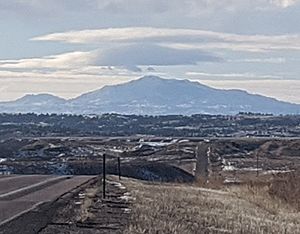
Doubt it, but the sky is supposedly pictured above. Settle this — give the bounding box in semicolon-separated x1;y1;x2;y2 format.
0;0;300;103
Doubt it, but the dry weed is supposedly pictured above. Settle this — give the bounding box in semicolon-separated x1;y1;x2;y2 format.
123;178;300;234
268;171;300;211
78;187;98;222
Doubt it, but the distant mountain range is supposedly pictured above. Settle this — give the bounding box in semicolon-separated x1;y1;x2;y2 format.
1;76;300;115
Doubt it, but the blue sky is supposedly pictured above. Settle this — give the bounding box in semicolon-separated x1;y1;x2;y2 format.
0;0;300;103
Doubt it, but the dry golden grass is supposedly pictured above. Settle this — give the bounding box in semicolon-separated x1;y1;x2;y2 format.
122;178;300;234
268;171;300;211
194;175;225;190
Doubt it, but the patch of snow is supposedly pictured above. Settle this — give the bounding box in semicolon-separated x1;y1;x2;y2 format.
122;208;131;214
262;169;293;175
224;178;241;184
175;126;198;130
223;165;263;172
142;142;173;147
178;139;189;143
37;122;51;127
223;165;237;171
108;149;124;153
0;158;7;163
240;167;263;171
108;181;126;190
120;195;135;202
181;148;194;154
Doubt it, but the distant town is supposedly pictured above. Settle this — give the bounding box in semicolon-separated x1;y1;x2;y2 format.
0;112;299;138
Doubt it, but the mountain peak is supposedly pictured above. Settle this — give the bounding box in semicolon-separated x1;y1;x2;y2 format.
20;93;61;99
138;75;164;81
0;76;299;115
13;93;66;105
133;75;168;84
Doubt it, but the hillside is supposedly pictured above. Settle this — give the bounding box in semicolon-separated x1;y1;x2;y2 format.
122;176;300;234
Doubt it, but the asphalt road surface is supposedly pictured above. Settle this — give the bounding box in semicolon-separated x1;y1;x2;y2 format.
0;175;95;226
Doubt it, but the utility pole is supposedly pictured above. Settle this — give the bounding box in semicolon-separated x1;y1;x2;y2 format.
117;156;121;180
256;152;259;177
102;153;106;199
195;142;209;182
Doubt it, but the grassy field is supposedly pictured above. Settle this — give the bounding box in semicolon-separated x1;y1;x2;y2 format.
121;173;300;234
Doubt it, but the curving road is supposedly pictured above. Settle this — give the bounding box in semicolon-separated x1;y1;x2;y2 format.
0;175;95;227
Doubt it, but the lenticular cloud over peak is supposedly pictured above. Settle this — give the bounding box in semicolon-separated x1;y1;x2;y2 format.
1;0;300;103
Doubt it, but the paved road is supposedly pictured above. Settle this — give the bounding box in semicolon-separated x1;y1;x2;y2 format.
0;175;95;226
0;175;57;196
21;136;300;140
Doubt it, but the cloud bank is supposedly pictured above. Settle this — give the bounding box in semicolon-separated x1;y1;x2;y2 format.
1;0;299;16
0;44;221;72
32;27;300;53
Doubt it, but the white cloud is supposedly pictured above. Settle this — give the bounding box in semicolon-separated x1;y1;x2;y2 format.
186;72;282;80
0;51;97;69
0;44;221;71
271;0;299;8
31;27;300;53
228;57;286;63
94;44;221;68
32;27;299;44
31;27;216;43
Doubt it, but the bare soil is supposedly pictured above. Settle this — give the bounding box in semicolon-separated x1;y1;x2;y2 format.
39;177;131;234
